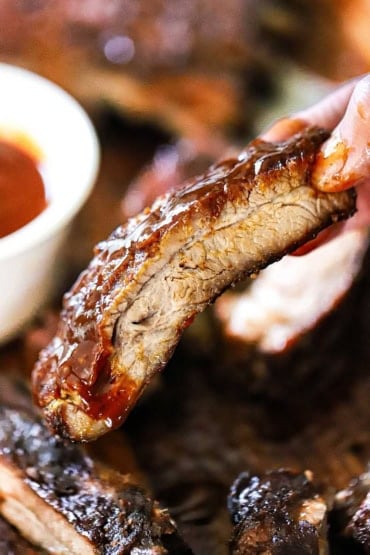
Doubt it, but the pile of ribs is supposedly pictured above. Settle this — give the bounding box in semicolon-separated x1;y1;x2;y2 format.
2;373;370;554
1;119;370;554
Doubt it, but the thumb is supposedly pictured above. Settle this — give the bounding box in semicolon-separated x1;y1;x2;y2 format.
313;74;370;192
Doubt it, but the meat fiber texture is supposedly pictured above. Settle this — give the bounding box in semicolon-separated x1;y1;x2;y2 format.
32;127;356;442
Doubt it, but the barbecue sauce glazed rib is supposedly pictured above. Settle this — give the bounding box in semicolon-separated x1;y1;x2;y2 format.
32;127;356;442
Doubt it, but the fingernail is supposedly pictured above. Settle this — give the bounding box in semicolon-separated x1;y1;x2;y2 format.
313;138;356;192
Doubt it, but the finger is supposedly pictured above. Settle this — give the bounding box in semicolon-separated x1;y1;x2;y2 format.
294;77;360;129
313;74;370;192
260;77;361;143
292;179;370;255
260;117;308;142
341;179;370;230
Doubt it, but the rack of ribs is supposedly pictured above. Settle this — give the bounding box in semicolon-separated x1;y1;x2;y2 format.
32;126;356;442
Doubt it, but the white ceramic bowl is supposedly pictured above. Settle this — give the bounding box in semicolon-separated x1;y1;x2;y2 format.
0;63;100;344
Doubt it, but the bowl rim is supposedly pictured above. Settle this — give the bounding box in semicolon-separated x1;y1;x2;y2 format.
0;63;100;261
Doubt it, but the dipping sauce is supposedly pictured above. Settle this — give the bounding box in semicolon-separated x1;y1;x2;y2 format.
0;138;47;238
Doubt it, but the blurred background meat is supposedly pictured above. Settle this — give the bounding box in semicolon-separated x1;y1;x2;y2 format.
228;469;330;554
2;0;369;146
121;139;221;218
215;230;369;354
331;470;370;553
0;0;258;143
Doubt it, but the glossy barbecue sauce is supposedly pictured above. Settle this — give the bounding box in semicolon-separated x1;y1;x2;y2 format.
0;138;47;238
34;127;331;434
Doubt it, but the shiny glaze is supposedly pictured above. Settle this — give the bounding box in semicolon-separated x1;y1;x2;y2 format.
33;127;329;429
0;139;47;238
228;469;326;553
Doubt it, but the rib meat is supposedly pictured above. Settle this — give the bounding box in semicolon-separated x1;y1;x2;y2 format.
228;469;330;554
32;127;356;442
332;470;370;553
216;229;368;353
0;377;189;555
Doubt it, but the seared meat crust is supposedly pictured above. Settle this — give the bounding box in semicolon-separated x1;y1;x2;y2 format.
0;378;186;555
332;470;370;553
32;127;355;441
228;469;330;554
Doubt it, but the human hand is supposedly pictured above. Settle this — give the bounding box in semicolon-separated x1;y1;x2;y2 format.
261;74;370;252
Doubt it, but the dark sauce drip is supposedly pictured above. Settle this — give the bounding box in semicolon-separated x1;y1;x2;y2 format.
70;351;137;424
38;336;138;424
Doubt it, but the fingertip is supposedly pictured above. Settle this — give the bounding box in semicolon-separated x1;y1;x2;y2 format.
351;73;370;109
313;140;353;192
259;117;308;142
342;73;370;131
314;73;370;192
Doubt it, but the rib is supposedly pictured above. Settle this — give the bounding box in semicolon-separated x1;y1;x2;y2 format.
32;126;356;442
332;470;370;553
0;377;190;555
228;469;330;554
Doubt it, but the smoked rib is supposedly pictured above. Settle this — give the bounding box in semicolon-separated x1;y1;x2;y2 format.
0;377;189;554
32;127;356;441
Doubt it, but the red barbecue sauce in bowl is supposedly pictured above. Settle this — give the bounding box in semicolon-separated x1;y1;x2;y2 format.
0;138;47;238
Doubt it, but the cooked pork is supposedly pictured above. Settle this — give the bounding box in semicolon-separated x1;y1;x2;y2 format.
32;127;356;442
332;470;370;553
128;242;370;554
228;469;330;554
216;229;368;353
0;377;190;555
